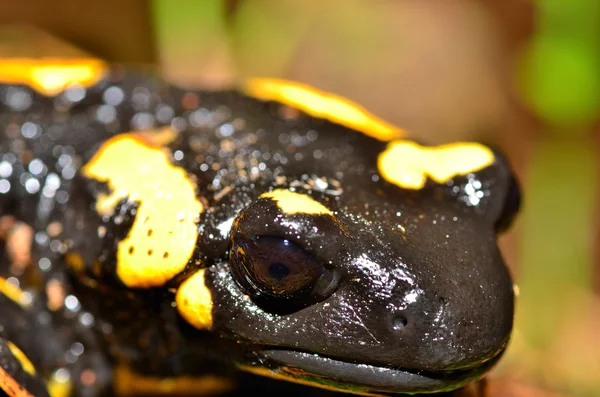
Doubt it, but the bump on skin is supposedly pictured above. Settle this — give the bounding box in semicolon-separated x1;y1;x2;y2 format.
81;130;204;288
243;78;404;142
260;189;332;215
176;269;214;330
0;58;107;96
377;140;495;189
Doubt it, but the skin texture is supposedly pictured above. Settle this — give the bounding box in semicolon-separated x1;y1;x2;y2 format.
0;66;519;396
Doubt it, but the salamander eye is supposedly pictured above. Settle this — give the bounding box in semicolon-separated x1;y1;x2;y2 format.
230;236;339;312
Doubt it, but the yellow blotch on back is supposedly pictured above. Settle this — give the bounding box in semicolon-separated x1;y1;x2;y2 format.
0;58;107;96
176;269;213;330
81;129;203;288
261;189;332;215
6;342;35;376
243;78;404;142
378;140;495;190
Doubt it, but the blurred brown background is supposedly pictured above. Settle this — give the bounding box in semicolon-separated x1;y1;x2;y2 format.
1;0;599;396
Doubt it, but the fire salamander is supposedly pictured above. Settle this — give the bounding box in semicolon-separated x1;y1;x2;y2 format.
0;59;519;397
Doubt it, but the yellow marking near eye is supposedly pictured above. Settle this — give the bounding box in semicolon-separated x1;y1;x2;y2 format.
114;366;233;396
6;342;35;376
176;269;213;330
0;277;26;307
0;58;107;96
81;129;203;288
243;78;404;142
261;189;332;215
378;140;495;190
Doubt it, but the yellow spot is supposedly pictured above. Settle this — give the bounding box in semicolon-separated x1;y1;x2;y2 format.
176;269;213;330
0;58;107;96
238;365;384;397
243;78;404;142
114;366;232;396
378;140;495;190
261;189;332;215
47;369;72;397
0;277;26;307
81;130;204;288
64;252;85;272
6;342;35;376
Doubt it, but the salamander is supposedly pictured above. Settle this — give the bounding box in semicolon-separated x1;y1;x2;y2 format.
0;59;520;396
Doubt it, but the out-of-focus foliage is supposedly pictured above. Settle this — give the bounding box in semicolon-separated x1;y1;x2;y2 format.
512;1;600;395
157;0;515;146
517;0;600;129
152;0;235;88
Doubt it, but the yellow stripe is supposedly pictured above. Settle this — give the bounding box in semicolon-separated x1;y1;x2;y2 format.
378;140;495;190
0;58;107;96
114;366;232;396
82;129;204;288
6;342;35;376
238;365;384;397
243;78;404;141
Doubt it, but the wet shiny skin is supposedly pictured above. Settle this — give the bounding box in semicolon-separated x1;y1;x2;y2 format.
0;68;519;396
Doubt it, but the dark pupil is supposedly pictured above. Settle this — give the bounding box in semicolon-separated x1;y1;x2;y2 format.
233;236;323;296
268;263;290;281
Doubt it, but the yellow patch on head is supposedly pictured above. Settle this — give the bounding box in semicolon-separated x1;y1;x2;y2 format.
261;189;332;215
81;129;204;288
243;78;404;142
0;58;107;96
176;269;213;330
6;342;35;376
0;277;26;307
377;140;495;190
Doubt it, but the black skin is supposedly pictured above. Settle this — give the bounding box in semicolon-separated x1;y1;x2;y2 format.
0;66;520;396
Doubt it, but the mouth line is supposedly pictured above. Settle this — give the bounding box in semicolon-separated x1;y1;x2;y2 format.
254;347;501;395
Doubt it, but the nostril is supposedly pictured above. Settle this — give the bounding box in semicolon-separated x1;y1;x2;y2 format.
391;314;408;331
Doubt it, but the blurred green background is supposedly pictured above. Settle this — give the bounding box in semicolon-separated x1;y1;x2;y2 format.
1;0;599;396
